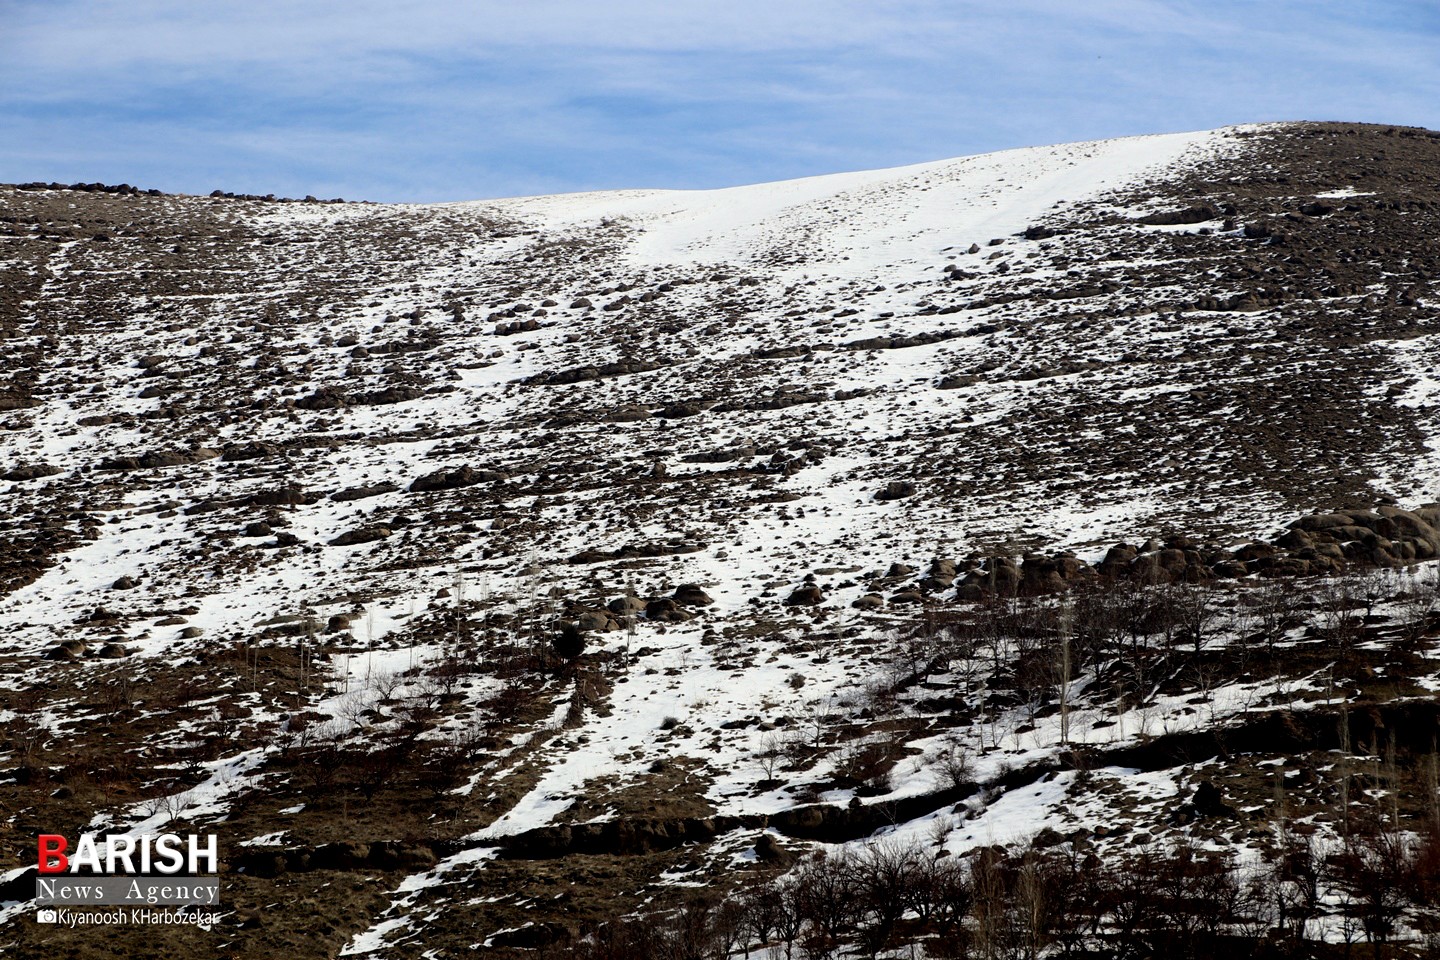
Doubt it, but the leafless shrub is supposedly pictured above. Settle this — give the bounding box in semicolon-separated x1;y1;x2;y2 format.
935;734;975;790
755;730;788;782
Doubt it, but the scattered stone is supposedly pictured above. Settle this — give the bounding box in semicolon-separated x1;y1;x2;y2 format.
331;482;401;502
329;525;392;547
410;465;505;493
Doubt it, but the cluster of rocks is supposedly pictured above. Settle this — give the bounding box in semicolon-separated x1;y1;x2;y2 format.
875;480;916;501
850;560;954;608
295;384;425;409
566;541;707;565
531;357;669;386
711;388;832;415
494;318;542;335
1283;505;1440;566
12;181;165;196
206;189;347;204
409;464;507;493
1;463;61;482
43;638;129;661
221;441;282;462
843;504;1440;606
97;448;220;471
562;584;714;631
1135;203;1229;226
843;329;968;352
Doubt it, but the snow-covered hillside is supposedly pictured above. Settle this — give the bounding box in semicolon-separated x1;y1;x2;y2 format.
478;128;1230;268
6;121;1440;958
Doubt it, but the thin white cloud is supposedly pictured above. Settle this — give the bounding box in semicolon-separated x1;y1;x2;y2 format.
8;0;946;68
2;0;1437;200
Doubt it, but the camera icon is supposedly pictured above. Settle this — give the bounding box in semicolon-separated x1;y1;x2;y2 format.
36;909;58;923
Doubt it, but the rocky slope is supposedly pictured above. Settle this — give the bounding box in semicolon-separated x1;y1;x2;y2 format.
5;121;1440;957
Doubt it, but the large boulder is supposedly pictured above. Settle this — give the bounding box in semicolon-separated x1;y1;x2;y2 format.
1233;542;1276;563
875;480;916;501
576;611;617;633
1099;543;1138;577
1377;506;1440;547
1290;513;1352;532
785;584;824;606
929;558;958;579
645;597;692;622
331;481;400;502
672;584;714;606
607;596;647;615
2;463;62;482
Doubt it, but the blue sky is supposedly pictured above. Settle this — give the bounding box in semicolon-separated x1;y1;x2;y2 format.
2;1;1437;202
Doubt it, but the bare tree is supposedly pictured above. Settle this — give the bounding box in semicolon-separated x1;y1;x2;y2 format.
1171;583;1213;654
1058;597;1073;746
1317;575;1364;654
850;841;922;959
755;730;787;782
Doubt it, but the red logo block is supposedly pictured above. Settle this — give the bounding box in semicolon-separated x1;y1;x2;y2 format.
38;835;68;874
